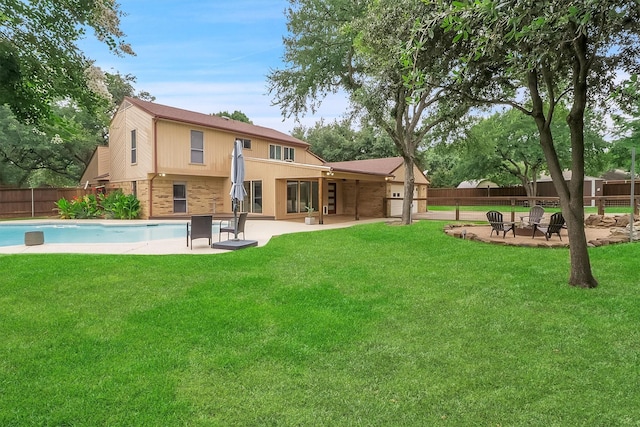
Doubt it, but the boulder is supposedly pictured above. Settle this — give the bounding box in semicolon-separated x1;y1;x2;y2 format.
615;215;630;227
585;214;603;226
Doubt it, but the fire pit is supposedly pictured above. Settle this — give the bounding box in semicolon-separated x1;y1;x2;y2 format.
514;224;539;237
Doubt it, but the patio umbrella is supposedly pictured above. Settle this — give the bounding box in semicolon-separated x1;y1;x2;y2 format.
229;139;247;240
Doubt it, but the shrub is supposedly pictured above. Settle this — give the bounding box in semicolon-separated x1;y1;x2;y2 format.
56;190;140;220
55;194;101;219
102;190;141;219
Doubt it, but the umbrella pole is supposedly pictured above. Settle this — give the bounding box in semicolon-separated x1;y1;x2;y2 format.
233;199;239;240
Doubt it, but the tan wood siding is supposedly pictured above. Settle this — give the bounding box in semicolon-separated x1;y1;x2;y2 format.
110;104;155;182
251;141;322;165
154;120;322;177
155;122;231;176
392;163;429;185
80;149;101;185
97;146;110;177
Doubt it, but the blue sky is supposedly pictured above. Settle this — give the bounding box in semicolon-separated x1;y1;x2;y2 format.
80;0;347;133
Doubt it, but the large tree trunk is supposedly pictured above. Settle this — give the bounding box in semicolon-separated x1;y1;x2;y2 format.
529;60;597;287
564;44;598;288
522;178;537;206
537;120;598;288
402;155;415;225
563;195;596;287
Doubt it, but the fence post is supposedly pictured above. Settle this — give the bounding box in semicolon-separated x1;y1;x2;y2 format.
510;198;516;223
455;200;460;221
597;197;605;216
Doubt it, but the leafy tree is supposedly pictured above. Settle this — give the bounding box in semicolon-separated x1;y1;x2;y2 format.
213;111;253;124
609;75;640;171
268;0;469;224
293;119;398;162
1;0;133;124
460;109;552;197
408;1;640;287
421;142;462;188
0;105;81;186
105;72;155;111
454;105;608;197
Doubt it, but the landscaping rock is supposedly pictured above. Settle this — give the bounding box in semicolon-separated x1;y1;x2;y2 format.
584;214;636;228
615;215;631;227
585;214;604;226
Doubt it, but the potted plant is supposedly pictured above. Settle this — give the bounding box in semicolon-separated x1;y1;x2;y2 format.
305;205;315;225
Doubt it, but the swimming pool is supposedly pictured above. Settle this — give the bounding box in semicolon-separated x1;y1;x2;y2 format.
0;222;212;247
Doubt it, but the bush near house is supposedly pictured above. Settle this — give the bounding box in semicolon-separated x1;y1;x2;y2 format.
55;190;140;219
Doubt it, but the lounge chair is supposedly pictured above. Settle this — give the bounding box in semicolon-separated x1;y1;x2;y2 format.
486;210;515;238
186;215;213;248
533;212;565;240
219;212;248;241
520;205;544;227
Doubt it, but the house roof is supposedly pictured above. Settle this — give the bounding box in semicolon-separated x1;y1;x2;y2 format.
122;97;309;148
324;157;405;176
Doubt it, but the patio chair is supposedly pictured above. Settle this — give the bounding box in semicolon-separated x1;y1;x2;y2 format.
533;212;565;241
486;210;515;238
520;205;544;227
186;215;213;248
219;212;248;241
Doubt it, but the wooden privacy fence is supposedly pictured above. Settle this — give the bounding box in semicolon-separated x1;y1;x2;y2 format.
0;188;92;218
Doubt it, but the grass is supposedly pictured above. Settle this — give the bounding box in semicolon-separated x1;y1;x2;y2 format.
1;221;639;426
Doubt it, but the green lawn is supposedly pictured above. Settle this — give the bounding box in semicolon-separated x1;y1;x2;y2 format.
1;221;638;426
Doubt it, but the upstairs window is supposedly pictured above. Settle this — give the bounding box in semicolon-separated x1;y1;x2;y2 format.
237;138;251;150
270;144;294;161
284;147;295;161
191;130;204;164
131;130;137;164
269;144;282;160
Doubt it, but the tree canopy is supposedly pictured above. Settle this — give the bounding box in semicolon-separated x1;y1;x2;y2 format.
451;106;608;195
1;0;133;123
292;119;399;163
212;111;253;124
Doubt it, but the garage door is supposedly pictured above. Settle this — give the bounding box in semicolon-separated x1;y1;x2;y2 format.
390;184;418;217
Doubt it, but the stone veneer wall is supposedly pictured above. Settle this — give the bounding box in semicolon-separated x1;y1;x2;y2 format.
151;177;225;217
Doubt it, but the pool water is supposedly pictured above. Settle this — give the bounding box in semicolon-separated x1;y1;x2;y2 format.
0;222;212;247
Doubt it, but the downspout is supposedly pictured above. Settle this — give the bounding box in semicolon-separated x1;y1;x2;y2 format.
149;117;159;218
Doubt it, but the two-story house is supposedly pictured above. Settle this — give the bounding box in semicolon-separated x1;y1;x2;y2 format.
81;97;428;221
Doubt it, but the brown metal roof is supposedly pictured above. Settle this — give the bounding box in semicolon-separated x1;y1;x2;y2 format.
325;157;405;176
123;97;309;148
